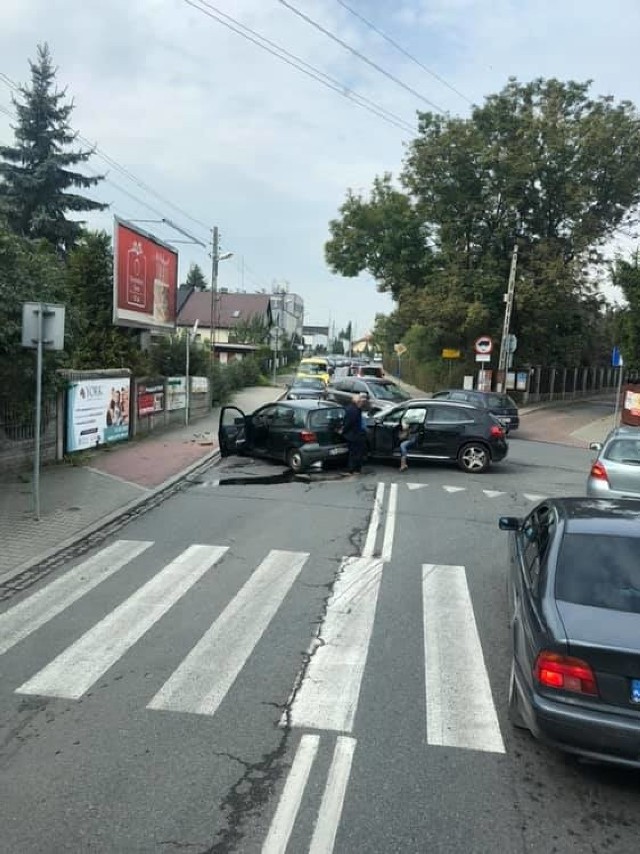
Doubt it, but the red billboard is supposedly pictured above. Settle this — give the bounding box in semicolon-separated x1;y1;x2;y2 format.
113;217;178;330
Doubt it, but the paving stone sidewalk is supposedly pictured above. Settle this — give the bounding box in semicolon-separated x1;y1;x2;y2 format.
0;385;281;583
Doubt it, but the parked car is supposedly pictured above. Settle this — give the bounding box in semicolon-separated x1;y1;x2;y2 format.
587;427;640;500
349;363;384;379
431;389;520;431
327;377;411;414
218;400;346;473
284;378;327;401
365;399;508;473
500;497;640;769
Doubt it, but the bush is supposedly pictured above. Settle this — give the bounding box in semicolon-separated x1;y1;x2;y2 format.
209;357;264;404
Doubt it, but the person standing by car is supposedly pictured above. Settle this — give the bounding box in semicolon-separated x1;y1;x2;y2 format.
398;412;421;472
342;392;368;474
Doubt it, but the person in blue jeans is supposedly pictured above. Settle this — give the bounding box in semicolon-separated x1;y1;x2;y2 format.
398;414;420;471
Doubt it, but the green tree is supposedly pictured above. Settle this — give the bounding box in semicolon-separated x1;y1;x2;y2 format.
612;253;640;366
326;78;640;367
184;262;208;291
149;334;208;376
229;313;270;346
0;44;106;252
65;230;149;372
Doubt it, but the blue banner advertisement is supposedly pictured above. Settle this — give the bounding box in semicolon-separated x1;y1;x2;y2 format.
66;378;130;452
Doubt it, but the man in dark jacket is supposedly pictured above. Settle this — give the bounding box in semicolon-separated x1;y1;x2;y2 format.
342;392;368;474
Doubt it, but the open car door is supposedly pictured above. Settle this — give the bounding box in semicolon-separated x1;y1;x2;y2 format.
218;406;247;457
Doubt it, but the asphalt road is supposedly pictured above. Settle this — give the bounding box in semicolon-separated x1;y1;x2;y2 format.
1;428;640;853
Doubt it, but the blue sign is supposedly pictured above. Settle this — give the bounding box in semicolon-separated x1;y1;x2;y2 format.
612;346;624;368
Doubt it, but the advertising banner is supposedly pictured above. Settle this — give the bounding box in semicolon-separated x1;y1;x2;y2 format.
622;386;640;426
167;376;187;411
190;376;209;394
137;379;165;417
113;217;178;331
67;378;130;452
516;371;529;391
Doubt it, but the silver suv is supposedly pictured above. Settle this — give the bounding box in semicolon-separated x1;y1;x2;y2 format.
587;426;640;500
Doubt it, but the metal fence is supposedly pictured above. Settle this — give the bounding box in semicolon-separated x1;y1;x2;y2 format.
0;394;58;472
524;365;640;404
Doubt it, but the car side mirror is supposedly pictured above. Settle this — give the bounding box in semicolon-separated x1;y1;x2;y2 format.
498;516;521;531
589;442;603;451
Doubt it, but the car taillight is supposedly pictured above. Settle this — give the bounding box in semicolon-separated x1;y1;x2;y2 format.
489;424;505;438
534;651;598;696
300;430;317;443
589;461;609;483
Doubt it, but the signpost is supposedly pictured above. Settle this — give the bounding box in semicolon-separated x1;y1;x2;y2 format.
474;336;493;391
612;345;624;428
394;342;407;378
185;319;199;426
442;348;461;382
21;302;66;520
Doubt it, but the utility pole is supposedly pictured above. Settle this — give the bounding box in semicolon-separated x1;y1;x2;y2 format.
498;243;519;376
209;226;219;385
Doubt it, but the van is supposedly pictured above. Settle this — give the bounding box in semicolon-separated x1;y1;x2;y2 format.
296;357;332;385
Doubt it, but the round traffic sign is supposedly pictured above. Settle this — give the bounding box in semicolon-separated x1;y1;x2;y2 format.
474;336;493;355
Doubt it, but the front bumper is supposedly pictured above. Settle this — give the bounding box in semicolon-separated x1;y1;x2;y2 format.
518;670;640;768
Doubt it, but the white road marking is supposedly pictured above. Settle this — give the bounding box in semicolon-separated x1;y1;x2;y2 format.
406;482;428;491
0;540;153;658
482;490;505;498
17;545;227;700
309;736;357;854
148;550;309;716
442;486;466;493
362;482;385;558
288;556;384;732
422;564;505;754
523;493;546;501
381;483;397;562
262;734;320;854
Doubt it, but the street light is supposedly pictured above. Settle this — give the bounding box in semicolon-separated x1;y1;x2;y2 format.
209;225;234;385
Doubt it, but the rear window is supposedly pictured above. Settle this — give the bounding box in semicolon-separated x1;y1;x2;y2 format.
299;362;327;376
485;394;516;409
604;439;640;464
308;408;344;430
293;379;325;390
368;382;409;401
555;534;640;613
359;366;383;377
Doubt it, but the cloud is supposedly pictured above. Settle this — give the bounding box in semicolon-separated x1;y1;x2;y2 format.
1;0;639;333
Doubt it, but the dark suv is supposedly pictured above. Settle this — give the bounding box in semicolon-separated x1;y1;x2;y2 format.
431;389;520;431
366;399;508;473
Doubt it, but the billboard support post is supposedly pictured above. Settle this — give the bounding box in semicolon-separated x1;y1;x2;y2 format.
209;226;219;386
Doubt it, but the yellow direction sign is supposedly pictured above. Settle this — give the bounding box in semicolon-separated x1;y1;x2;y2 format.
394;343;407;356
442;348;461;359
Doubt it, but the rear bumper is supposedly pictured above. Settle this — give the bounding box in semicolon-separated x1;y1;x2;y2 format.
491;442;509;463
300;444;348;467
517;670;640;768
586;478;640;501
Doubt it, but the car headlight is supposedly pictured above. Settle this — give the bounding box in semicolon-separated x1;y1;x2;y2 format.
288;393;298;399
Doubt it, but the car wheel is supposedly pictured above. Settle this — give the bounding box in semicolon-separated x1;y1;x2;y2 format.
508;658;527;730
287;448;306;473
458;442;490;473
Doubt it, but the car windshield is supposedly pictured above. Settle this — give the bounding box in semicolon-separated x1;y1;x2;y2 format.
556;533;640;613
299;363;326;375
368;382;409;401
292;379;325;390
484;394;516;408
309;408;344;429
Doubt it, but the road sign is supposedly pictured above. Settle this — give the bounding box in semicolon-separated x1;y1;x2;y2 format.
474;336;493;356
475;353;491;363
442;348;461;359
612;346;624;368
394;343;407;356
506;334;518;354
22;302;66;351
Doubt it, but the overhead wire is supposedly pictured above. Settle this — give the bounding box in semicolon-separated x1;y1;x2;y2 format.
276;0;447;114
334;0;473;106
181;0;416;134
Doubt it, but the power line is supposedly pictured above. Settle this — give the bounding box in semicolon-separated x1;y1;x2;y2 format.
182;0;416;134
276;0;447;114
334;0;473;106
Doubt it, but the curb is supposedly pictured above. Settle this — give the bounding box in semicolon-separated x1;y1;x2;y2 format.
1;447;222;588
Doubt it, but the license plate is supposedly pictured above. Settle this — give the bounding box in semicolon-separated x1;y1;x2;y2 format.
329;447;345;456
631;679;640;704
499;417;511;424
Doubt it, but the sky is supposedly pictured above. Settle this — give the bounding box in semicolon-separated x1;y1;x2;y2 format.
1;0;640;337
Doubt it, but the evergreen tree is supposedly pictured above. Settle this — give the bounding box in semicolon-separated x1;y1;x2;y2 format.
185;262;208;291
0;43;106;251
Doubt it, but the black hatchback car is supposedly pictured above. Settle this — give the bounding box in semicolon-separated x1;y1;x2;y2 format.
218;400;346;473
366;399;508;473
500;497;640;768
431;389;520;431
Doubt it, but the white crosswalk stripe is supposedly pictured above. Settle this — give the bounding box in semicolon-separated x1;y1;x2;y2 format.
0;540;153;658
148;549;309;717
17;545;227;700
422;564;505;754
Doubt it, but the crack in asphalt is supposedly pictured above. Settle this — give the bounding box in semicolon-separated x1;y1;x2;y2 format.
200;518;367;853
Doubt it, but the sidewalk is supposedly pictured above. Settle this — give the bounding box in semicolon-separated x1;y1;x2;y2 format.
0;385;281;584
